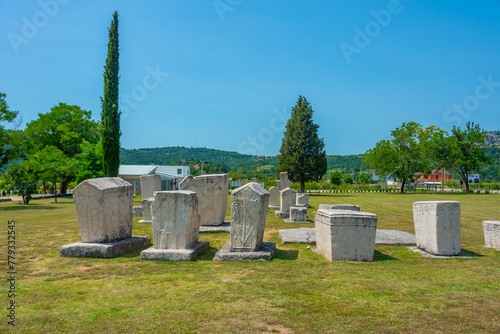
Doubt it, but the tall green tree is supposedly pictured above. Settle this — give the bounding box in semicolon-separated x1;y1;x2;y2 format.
24;103;99;193
364;122;444;193
432;122;492;192
278;96;327;193
0;92;22;167
330;170;343;186
101;10;121;177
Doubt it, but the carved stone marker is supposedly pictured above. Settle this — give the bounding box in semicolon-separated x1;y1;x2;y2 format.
268;186;280;209
319;204;360;211
314;209;377;261
277;172;291;190
138;198;153;224
275;187;296;218
483;221;500;250
413;201;461;256
286;207;307;223
214;183;275;261
140;174;161;200
141;191;209;261
132;206;143;217
296;193;309;208
59;177;150;258
179;173;229;226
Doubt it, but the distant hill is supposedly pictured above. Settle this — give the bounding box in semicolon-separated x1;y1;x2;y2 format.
485;131;500;146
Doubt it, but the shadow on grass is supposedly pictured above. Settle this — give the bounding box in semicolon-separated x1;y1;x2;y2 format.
460;248;485;257
273;248;299;260
0;203;59;211
373;250;398;261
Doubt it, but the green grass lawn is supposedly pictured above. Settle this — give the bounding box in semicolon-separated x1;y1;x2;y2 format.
1;192;499;333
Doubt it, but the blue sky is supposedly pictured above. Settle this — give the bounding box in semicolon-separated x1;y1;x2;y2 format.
1;0;500;156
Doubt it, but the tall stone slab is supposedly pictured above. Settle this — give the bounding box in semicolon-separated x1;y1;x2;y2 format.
483;221;500;250
141;191;209;261
140;174;161;200
319;204;360;211
59;177;150;258
275;187;296;218
315;209;377;262
214;183;275;261
277;172;291;190
413;201;461;256
296;193;309;208
230;183;270;251
179;173;229;226
138;198;153;224
268;186;280;209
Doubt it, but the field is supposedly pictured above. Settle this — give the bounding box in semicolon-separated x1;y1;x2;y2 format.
1;192;499;333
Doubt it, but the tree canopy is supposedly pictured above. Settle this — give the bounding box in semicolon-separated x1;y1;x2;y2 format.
0;92;21;167
278;95;327;192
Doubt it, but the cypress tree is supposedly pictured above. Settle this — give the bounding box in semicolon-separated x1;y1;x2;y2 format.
278;95;327;193
101;11;120;177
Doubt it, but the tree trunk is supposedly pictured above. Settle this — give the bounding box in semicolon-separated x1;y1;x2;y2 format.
300;180;305;193
464;176;470;192
59;179;68;194
400;178;406;193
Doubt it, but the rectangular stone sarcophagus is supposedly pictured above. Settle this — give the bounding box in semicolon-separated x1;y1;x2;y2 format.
230;182;270;251
151;191;200;250
319;204;360;211
73;177;133;243
296;193;309;208
413;201;461;256
315;209;377;261
483;221;500;250
140;174;161;199
179;173;229;226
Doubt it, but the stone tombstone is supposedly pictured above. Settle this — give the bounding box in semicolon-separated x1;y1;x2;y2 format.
315;209;378;262
277;172;291;190
73;177;133;243
413;201;461;256
151;191;200;250
140;174;161;200
138;198;153;224
289;207;307;222
179;173;229;226
296;193;309;207
230;182;270;251
319;204;360;211
483;221;500;250
275;187;296;218
269;186;280;208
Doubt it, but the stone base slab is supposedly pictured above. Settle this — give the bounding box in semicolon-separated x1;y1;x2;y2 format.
408;246;472;258
268;205;280;210
138;219;152;224
280;228;316;244
214;241;276;261
140;242;209;261
275;211;289;218
284;218;312;223
59;236;151;258
199;222;231;233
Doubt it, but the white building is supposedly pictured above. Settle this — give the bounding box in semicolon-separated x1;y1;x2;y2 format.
118;165;190;194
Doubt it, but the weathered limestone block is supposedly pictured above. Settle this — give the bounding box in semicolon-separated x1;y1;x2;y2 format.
73;177;133;243
275;187;296;218
277;172;291;190
229;182;270;251
138;198;153;224
132;206;143;217
179;173;229;226
296;193;309;208
483;221;500;250
151;191;200;250
319;204;360;211
268;186;280;209
315;209;377;261
413;201;461;256
288;207;307;222
140;174;161;199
